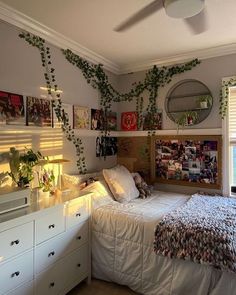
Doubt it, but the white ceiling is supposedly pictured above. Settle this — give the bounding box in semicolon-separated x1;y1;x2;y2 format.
1;0;236;74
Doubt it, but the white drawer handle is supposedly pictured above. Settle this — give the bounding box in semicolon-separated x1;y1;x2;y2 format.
11;239;20;246
49;282;55;288
11;271;20;278
48;224;55;229
76;213;81;217
76;236;81;240
48;251;55;257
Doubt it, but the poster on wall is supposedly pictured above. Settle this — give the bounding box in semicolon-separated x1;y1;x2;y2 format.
142;110;162;130
26;96;52;127
52;102;73;128
96;136;117;157
107;111;117;131
91;109;104;130
73;105;90;129
121;112;137;131
0;91;25;125
151;135;222;189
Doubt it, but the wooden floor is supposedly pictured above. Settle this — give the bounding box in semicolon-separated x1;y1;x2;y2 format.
67;279;138;295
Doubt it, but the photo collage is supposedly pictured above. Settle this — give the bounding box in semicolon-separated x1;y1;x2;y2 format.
155;138;219;185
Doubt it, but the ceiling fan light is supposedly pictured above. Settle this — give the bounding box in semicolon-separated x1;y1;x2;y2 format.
164;0;205;19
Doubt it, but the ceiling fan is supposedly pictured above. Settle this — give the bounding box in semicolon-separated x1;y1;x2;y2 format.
114;0;208;34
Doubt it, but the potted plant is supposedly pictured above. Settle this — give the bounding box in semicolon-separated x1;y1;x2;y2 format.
38;169;55;197
8;147;44;188
175;111;198;130
197;95;212;109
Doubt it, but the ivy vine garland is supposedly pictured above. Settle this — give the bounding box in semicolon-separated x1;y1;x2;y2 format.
19;32;87;174
62;49;200;133
19;30;200;173
219;78;236;118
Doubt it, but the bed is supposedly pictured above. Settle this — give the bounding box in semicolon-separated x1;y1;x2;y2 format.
63;169;236;295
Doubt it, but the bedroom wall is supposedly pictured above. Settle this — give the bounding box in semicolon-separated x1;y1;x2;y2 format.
117;54;236;194
0;20;118;174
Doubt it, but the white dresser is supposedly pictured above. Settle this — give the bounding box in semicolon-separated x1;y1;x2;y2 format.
0;191;92;295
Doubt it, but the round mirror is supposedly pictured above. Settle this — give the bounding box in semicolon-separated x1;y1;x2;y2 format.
165;79;213;127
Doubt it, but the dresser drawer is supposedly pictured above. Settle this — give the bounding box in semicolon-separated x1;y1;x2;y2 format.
35;221;88;274
66;197;89;228
0;222;33;262
0;250;33;295
6;280;34;295
35;260;65;295
35;207;65;245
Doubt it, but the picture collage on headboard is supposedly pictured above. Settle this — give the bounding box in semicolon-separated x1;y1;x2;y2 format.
151;135;222;189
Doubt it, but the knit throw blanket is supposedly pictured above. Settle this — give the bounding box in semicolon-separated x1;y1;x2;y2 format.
154;194;236;273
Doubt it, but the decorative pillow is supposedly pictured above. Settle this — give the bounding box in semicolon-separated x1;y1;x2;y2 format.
132;172;151;199
81;180;114;209
62;172;103;190
103;165;139;203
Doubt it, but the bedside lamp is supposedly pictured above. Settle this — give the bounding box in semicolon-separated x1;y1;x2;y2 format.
49;158;70;190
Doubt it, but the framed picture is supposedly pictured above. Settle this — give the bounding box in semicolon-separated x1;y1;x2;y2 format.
73;105;89;129
151;135;222;189
52;102;73;128
0;90;25;125
96;136;117;157
91;109;104;130
107;111;117;131
121;112;137;131
26;96;52;127
142;110;162;130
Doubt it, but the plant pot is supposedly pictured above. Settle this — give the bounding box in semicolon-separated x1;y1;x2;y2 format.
38;189;50;198
200;101;208;109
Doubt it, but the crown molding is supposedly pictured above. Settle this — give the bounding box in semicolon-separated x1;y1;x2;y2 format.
1;1;236;75
0;1;120;74
120;43;236;74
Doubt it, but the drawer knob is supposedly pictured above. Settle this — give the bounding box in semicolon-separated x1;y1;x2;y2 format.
77;236;81;240
48;224;55;229
11;271;20;278
11;239;20;246
76;213;81;217
48;251;55;257
49;282;55;288
77;263;81;267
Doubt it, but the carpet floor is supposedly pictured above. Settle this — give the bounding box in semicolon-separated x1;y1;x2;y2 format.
67;279;138;295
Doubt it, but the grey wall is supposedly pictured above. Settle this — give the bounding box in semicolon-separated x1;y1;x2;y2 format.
0;20;118;174
117;54;236;130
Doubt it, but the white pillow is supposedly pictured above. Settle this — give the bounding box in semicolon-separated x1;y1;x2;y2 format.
81;180;114;209
62;172;103;189
103;165;139;203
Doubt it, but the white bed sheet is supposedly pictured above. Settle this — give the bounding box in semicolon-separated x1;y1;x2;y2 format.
91;191;236;295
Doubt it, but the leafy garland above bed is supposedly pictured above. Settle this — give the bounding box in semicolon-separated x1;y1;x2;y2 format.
19;31;200;173
220;77;236;118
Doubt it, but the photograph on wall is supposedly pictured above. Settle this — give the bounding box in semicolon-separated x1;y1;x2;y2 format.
0;91;25;125
52;102;73;128
106;111;117;131
26;96;52;127
73;105;89;129
142;110;162;130
91;109;104;130
121;112;137;131
96;136;117;157
153;136;221;188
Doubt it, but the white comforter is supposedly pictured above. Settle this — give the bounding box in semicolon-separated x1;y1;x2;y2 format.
91;191;236;295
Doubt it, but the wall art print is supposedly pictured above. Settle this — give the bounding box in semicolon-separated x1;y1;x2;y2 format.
142;110;162;130
0;91;25;125
107;111;117;131
52;102;73;128
26;96;52;127
73;105;89;129
96;136;117;157
121;112;137;131
91;109;104;130
151;135;222;189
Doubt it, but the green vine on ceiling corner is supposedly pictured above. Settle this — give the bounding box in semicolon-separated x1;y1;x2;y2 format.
19;32;87;174
220;78;236;118
62;48;200;133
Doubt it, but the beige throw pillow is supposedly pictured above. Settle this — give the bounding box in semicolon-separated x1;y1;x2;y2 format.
103;165;139;203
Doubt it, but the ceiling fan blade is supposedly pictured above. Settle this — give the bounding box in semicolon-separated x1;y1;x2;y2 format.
114;0;163;32
184;9;209;35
